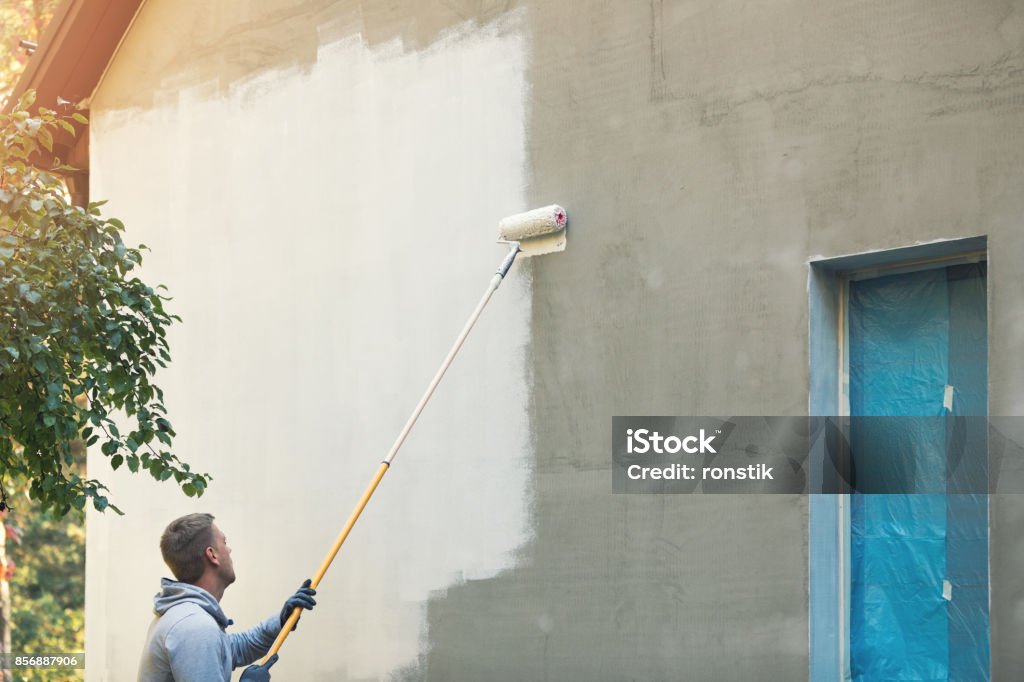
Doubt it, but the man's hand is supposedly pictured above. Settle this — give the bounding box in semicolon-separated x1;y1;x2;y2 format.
240;654;278;681
279;579;317;631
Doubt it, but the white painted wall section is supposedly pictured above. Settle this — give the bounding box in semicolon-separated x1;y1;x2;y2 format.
86;11;532;681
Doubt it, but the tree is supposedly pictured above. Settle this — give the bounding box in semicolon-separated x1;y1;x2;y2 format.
1;91;210;516
2;11;83;671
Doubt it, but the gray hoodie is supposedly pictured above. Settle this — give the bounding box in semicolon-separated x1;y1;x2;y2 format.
137;578;281;682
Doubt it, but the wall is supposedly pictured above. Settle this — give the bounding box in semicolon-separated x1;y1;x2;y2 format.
84;1;1024;680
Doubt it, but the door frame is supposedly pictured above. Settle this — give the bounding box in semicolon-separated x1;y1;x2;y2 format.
807;237;987;681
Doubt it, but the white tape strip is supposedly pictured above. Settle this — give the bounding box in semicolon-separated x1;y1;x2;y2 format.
943;385;954;412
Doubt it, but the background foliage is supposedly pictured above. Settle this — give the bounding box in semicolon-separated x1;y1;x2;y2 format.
3;446;84;682
1;7;84;678
0;0;60;103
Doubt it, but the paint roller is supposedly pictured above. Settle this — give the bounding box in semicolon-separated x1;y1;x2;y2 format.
259;205;568;663
498;204;568;257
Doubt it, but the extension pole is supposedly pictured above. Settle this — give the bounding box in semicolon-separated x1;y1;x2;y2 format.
259;243;521;663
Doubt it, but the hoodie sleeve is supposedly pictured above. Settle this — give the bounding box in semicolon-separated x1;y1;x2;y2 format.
229;614;282;668
165;612;232;682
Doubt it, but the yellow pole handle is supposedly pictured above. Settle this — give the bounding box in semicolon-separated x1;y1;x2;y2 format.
258;461;390;664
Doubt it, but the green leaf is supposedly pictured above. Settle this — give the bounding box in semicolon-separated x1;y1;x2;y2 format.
72;112;89;125
110;455;123;470
93;496;109;512
38;127;53;152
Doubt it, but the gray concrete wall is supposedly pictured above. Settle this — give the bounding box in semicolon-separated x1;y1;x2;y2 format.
84;1;1024;680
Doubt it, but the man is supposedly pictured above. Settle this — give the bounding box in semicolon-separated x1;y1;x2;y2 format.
138;513;317;681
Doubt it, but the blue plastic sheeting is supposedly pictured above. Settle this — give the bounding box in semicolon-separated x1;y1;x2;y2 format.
848;264;988;681
945;265;989;681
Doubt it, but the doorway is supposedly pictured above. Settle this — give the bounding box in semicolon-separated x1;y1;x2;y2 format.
847;262;989;681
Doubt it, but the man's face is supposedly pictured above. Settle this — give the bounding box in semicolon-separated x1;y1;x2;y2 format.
209;523;236;586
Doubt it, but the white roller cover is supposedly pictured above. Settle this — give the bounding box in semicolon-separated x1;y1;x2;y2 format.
497;204;567;241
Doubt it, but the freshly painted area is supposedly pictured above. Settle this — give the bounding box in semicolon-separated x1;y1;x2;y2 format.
86;4;531;680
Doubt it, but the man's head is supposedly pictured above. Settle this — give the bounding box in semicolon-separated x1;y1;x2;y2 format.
160;513;235;591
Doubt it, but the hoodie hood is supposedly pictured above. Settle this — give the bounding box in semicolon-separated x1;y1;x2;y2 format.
153;578;232;629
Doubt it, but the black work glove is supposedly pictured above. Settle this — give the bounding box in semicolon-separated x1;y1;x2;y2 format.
279;579;317;631
240;654;278;681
